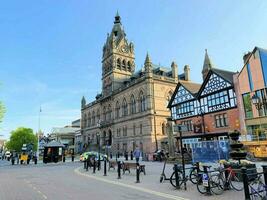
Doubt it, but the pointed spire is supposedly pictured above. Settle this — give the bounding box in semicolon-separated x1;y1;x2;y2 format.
81;96;86;108
203;49;213;71
145;52;152;64
114;11;121;24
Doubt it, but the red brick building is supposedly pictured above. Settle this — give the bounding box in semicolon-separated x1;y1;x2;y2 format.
168;50;240;150
236;47;267;157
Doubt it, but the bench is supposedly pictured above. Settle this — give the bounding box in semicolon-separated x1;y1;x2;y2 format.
122;162;146;175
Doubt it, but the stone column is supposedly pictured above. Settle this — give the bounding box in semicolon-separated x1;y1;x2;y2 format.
167;118;175;157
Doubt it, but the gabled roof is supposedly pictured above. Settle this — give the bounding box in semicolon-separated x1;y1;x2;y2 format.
197;68;236;98
167;81;201;108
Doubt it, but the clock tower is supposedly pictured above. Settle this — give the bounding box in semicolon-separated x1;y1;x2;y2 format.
102;12;135;96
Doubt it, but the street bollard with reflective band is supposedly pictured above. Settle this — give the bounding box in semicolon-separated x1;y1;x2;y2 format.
63;156;65;162
136;163;140;183
104;159;107;176
174;164;180;189
93;158;96;174
262;165;267;186
117;161;121;179
242;167;250;200
71;155;74;162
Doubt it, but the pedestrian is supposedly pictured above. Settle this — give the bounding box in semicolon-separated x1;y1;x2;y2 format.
133;146;141;164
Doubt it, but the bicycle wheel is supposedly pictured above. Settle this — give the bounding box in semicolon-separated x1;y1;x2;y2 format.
196;180;207;194
170;170;183;188
209;174;224;195
189;168;199;184
230;174;243;191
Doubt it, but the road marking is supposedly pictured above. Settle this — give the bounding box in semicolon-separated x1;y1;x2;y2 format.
24;179;48;200
74;167;189;200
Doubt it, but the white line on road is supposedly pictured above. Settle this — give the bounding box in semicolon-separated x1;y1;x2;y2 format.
24;179;48;200
74;167;190;200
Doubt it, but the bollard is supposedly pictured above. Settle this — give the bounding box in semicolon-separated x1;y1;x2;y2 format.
262;165;267;186
117;161;121;179
125;153;128;161
93;158;96;174
131;152;133;160
34;157;37;165
104;158;107;176
84;160;86;169
11;158;15;165
71;155;74;162
224;164;230;190
174;164;180;189
241;167;251;200
136;163;140;183
63;156;65;163
203;166;211;194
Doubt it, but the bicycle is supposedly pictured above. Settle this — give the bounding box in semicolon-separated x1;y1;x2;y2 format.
249;174;267;200
209;166;243;195
169;162;201;188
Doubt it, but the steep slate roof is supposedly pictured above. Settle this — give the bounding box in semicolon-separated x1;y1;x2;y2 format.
211;68;236;84
167;81;201;108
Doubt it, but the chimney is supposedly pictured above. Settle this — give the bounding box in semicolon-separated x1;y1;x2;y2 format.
171;61;178;81
184;65;190;81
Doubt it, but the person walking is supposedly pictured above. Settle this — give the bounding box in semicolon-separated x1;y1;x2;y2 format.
133;146;141;164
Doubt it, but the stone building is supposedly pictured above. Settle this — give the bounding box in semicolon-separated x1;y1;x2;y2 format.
168;50;240;150
80;13;191;155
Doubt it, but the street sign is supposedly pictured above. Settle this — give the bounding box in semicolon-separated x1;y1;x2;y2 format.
173;125;187;132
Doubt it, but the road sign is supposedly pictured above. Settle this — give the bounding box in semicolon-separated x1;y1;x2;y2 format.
202;173;209;187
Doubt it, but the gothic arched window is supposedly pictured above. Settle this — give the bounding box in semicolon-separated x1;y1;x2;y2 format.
103;106;106;121
122;98;128;116
115;101;120;119
92;111;95;125
107;104;112;120
97;109;100;123
84;114;87;128
162;123;166;135
88;113;91;127
139;91;146;112
117;59;121;69
122;60;126;70
127;61;131;71
130;95;136;114
166;90;173;107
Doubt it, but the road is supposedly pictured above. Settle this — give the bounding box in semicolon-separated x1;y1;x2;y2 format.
0;160;175;200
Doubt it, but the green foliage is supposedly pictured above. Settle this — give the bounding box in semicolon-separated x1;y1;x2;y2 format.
6;127;37;152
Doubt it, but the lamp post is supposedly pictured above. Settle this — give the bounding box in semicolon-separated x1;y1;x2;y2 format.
251;94;267;141
198;108;206;140
97;119;101;171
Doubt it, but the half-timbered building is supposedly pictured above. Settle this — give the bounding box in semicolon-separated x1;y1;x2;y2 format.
168;50;240;150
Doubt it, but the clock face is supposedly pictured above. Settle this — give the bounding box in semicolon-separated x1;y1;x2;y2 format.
121;45;128;53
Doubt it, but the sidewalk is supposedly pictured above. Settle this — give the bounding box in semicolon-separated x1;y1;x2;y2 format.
76;160;246;200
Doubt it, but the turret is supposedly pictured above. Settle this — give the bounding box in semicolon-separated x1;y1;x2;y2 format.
184;65;190;81
144;53;153;77
81;96;86;108
202;49;214;80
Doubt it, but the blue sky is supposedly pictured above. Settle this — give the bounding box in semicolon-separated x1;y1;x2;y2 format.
0;1;267;139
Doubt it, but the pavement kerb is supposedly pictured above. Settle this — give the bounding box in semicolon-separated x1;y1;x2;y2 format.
74;166;190;200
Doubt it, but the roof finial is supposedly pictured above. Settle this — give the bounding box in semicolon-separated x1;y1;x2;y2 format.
114;10;121;24
145;52;152;64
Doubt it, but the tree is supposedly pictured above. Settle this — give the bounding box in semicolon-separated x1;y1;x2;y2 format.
6;127;37;152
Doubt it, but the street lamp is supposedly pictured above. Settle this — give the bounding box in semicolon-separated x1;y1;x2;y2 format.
96;119;101;171
198;108;206;138
251;94;267;141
